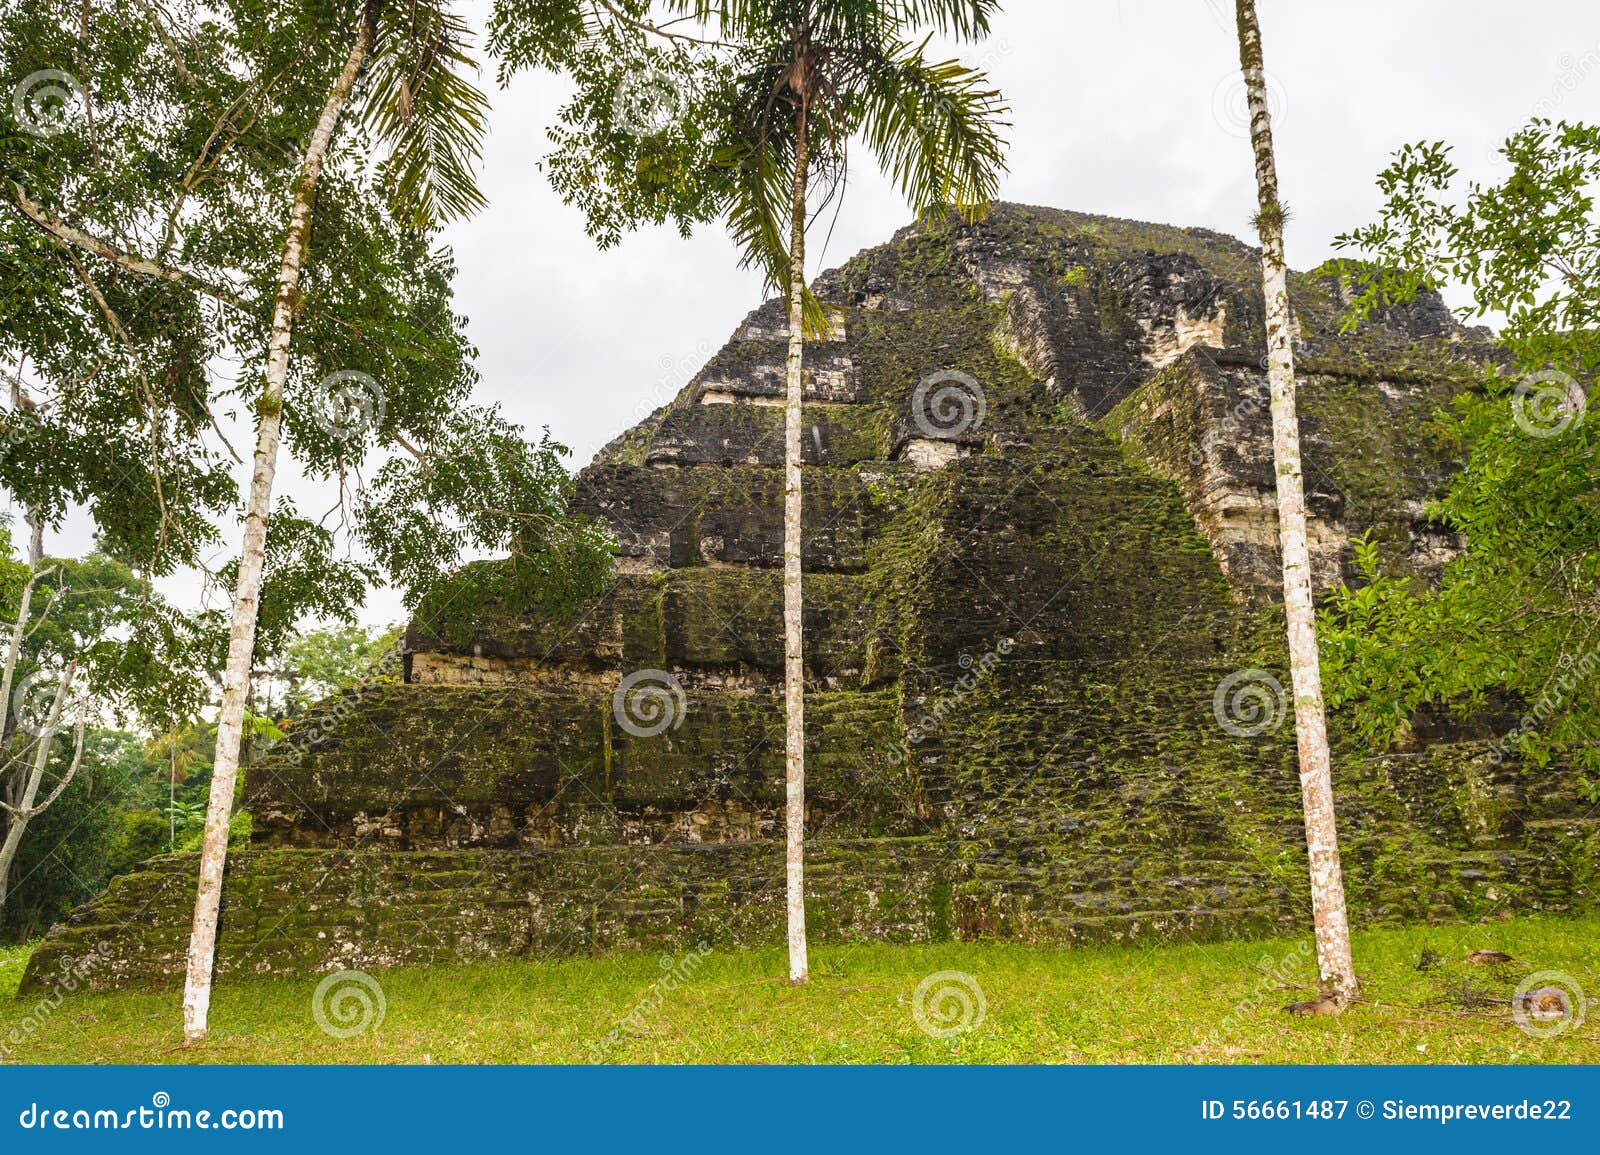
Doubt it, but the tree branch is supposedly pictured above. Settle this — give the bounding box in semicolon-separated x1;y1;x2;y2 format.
21;706;87;818
596;0;735;48
0;661;76;823
131;0;198;88
0;564;54;746
6;182;251;311
389;430;426;462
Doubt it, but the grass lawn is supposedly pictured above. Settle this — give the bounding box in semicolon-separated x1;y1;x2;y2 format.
2;915;1597;1064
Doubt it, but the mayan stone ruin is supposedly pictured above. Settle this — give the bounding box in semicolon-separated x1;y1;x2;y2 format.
22;203;1598;992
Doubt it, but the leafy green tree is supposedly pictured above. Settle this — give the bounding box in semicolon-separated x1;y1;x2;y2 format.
0;526;208;922
2;729;154;942
489;1;734;247
361;415;615;620
2;5;504;634
142;722;219;851
3;0;612;1038
275;622;402;715
112;806;174;875
3;1;313;587
1325;121;1600;796
171;0;495;1043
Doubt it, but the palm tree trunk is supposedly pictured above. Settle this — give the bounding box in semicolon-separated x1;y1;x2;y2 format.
180;17;374;1044
1235;0;1358;1004
783;102;810;986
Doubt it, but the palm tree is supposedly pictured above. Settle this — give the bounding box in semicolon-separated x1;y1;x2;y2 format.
1233;0;1357;1006
181;0;488;1042
683;0;1006;983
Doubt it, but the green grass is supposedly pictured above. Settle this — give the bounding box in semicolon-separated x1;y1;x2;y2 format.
3;916;1598;1064
0;942;34;1003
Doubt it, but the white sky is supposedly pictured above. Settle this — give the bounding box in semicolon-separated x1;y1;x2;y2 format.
28;0;1600;629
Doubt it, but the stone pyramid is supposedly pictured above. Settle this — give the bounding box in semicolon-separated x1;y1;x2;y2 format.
25;204;1595;992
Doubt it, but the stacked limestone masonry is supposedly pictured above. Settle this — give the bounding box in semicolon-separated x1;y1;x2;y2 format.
22;204;1597;992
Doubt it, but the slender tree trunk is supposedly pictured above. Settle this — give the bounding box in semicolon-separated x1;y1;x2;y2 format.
0;509;44;749
783;102;810;986
0;661;77;910
181;18;373;1044
1235;0;1358;1004
0;508;46;910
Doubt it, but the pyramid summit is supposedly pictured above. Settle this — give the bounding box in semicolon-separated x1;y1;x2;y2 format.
23;204;1593;992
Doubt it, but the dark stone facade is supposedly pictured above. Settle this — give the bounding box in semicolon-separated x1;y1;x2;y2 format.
22;204;1596;993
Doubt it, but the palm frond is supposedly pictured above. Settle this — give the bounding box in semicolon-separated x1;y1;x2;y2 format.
659;0;1005;328
670;1;998;45
712;60;833;336
361;1;491;228
715;67;795;289
846;34;1006;220
844;0;998;41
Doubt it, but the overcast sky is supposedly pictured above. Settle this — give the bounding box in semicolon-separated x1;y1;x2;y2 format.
29;0;1600;628
435;0;1599;471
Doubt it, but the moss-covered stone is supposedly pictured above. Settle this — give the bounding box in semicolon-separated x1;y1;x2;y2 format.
250;682;916;847
32;202;1595;993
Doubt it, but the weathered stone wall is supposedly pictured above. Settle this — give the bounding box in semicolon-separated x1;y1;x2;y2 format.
247;683;914;848
1102;345;1474;594
23;203;1597;995
24;737;1594;992
23;841;953;992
